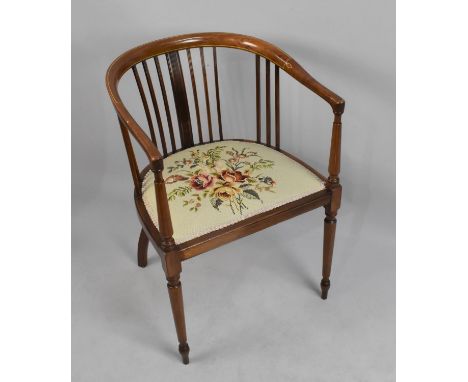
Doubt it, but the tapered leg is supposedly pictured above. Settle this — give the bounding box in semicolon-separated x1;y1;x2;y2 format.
167;275;190;364
321;208;337;300
137;229;149;268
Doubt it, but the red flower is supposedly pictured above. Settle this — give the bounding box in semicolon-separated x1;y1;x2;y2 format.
220;170;249;183
190;174;213;190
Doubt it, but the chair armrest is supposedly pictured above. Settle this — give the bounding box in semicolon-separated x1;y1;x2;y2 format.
289;65;345;186
291;67;345;115
117;108;163;167
106;64;163;166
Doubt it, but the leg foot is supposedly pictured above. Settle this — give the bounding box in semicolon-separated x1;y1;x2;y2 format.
322;207;337;300
137;229;149;268
320;279;331;300
167;275;190;364
179;343;190;364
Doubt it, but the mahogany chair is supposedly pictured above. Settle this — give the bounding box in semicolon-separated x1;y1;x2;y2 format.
106;32;345;364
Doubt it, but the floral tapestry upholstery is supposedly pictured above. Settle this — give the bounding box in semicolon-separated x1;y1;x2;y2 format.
142;141;325;244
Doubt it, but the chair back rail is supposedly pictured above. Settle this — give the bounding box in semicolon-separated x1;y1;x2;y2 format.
131;50;284;157
107;33;344;161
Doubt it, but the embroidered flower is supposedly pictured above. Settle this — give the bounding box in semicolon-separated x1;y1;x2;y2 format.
214;185;241;201
220;170;249;183
165;175;188;184
259;176;276;186
165;145;276;214
190;174;213;190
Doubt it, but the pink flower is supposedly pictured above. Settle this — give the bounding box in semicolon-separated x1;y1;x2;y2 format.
190;174;213;190
165;175;188;184
220;170;249;183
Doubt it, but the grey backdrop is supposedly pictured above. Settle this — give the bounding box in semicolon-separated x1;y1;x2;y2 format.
72;1;395;381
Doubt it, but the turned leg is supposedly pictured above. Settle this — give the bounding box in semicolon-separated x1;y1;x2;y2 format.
167;275;190;364
137;229;149;268
321;207;337;300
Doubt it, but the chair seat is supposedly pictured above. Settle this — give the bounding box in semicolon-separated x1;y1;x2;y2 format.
142;140;325;244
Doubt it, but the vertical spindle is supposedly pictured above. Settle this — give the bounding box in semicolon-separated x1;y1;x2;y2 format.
154;57;177;152
256;55;261;143
142;60;167;156
265;60;271;146
199;47;213;142
275;65;280;150
327;113;342;185
132;65;156;146
152;166;175;250
213;47;223;140
186;49;203;143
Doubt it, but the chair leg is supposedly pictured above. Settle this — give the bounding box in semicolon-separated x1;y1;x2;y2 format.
137;229;149;268
167;274;190;364
321;207;337;300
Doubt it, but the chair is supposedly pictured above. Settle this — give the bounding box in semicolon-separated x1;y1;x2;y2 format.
106;32;345;364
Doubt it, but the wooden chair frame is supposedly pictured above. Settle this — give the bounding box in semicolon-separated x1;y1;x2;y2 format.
106;32;345;364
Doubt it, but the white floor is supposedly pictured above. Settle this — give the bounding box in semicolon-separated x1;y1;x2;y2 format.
72;190;395;382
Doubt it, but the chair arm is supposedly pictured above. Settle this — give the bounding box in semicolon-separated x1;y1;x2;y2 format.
290;67;345;186
293;70;345;115
117;108;163;168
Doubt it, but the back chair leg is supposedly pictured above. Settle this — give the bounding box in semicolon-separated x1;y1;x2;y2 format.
167;274;190;364
137;229;149;268
321;206;337;299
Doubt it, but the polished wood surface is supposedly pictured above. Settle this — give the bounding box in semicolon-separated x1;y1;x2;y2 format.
167;275;190;364
106;32;345;365
256;55;261;143
155;57;177;152
166;51;194;149
199;48;214;143
137;229;149;268
142;60;166;155
213;47;223;141
186;49;203;144
275;65;280;149
328;113;342;185
118;117;140;191
132;65;157;146
266;59;271;146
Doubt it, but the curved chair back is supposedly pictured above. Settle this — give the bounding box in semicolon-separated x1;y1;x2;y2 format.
106;32;344;191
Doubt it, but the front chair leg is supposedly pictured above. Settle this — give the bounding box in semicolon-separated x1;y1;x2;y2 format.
167;274;190;364
137;229;149;268
321;207;337;299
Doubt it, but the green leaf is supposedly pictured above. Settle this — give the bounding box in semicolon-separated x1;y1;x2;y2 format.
242;189;260;200
167;186;192;201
